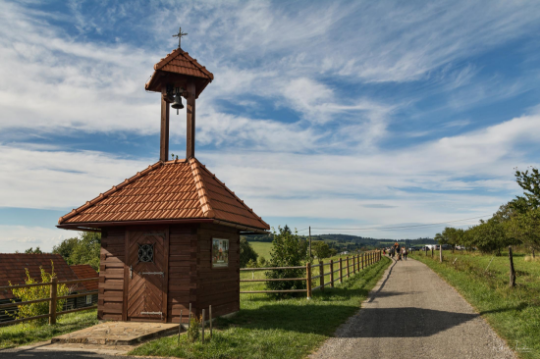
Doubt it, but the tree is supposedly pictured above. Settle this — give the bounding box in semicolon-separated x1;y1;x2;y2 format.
52;237;80;264
512;167;540;212
239;237;258;268
507;208;540;258
472;219;512;255
70;232;101;271
265;226;308;297
313;241;332;259
24;247;43;254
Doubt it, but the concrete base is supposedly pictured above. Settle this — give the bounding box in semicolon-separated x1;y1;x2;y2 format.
51;322;180;346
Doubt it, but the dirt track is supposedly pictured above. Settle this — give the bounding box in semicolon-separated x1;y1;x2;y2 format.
311;257;517;359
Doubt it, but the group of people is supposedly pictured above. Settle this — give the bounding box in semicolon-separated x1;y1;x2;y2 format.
383;243;408;261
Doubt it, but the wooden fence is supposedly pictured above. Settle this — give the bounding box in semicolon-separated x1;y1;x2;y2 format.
240;250;382;298
0;277;99;327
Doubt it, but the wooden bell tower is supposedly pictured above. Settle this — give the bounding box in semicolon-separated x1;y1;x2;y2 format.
145;28;214;161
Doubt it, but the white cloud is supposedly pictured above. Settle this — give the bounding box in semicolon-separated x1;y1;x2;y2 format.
0;225;76;253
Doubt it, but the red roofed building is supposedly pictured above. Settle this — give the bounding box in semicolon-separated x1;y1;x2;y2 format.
71;265;99;308
57;32;269;324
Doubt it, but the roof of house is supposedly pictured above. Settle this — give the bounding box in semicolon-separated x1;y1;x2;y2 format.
58;158;269;232
0;254;79;300
70;265;98;292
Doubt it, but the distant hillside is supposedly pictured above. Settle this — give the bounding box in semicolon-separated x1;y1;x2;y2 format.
243;233;435;252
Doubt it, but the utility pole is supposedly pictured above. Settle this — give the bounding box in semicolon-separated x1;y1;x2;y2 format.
309;226;312;259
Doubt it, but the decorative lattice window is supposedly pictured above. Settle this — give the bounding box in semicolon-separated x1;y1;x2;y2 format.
138;244;154;263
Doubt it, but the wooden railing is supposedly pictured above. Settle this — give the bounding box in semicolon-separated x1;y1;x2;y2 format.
0;277;99;327
240;250;382;298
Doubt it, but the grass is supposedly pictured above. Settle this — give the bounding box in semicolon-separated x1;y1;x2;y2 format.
410;250;540;359
0;309;99;349
130;256;391;359
249;241;273;259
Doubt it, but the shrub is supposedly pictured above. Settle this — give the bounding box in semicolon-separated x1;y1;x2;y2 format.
8;261;69;324
265;226;308;298
187;316;200;342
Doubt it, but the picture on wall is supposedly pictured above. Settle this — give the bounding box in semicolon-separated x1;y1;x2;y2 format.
212;238;229;267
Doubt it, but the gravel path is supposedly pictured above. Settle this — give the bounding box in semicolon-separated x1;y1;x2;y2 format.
311;257;517;359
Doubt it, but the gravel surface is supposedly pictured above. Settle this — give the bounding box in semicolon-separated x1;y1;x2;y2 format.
311;257;517;359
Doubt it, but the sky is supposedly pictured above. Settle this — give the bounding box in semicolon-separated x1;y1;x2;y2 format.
1;0;540;252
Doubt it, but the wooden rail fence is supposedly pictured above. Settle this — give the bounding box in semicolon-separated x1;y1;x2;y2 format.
0;277;99;327
240;250;382;298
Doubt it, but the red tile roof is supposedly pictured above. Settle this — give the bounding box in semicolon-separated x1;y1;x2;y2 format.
58;158;269;231
154;48;214;81
0;254;79;299
70;265;98;291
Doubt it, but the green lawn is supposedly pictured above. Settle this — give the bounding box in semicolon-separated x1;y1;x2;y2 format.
130;256;391;359
410;250;540;359
0;309;99;349
248;241;273;259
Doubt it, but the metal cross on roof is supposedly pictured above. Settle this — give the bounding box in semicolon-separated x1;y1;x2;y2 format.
172;27;188;49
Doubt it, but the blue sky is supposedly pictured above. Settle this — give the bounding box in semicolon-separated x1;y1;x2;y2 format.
1;0;540;252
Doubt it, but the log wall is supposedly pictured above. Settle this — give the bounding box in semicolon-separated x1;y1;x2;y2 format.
98;227;126;321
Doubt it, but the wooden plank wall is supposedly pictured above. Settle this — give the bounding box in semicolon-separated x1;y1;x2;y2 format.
98;227;125;321
197;224;240;318
167;224;198;323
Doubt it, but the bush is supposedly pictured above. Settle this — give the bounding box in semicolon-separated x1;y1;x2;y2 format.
8;262;69;324
265;226;308;298
187;316;201;342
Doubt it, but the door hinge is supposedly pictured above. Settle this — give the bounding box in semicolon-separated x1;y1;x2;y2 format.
142;271;164;277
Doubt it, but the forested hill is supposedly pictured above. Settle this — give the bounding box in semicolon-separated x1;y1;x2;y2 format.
245;233;435;250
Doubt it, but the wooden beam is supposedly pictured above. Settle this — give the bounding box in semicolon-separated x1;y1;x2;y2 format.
186;82;196;159
160;90;170;162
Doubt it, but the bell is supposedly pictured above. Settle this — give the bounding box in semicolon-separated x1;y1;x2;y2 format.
171;94;184;114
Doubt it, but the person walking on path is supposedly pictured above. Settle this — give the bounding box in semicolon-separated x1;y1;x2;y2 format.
403;247;408;260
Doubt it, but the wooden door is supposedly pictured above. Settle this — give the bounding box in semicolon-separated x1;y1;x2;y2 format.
126;228;169;322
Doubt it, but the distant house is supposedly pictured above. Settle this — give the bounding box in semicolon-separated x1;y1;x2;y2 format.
0;254;96;322
70;265;98;308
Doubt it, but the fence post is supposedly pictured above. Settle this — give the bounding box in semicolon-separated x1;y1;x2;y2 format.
346;257;350;278
509;246;516;288
209;305;212;339
49;277;57;325
440;245;443;263
353;256;357;274
431;247;434;258
319;260;324;291
358;254;360;271
201;309;205;344
330;260;334;288
339;258;343;283
306;262;312;299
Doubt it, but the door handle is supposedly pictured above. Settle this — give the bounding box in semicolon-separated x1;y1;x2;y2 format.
130;265;133;279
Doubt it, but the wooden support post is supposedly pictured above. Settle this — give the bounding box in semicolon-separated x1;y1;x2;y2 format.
358;254;361;271
440;245;443;263
201;309;205;344
209;306;212;339
339;258;343;283
330;260;334;288
352;256;356;275
309;226;312;259
431;247;434;258
361;253;363;270
160;90;170;162
347;257;350;278
306;262;312;299
509;246;516;288
188;303;192;328
186;82;196;159
319;260;324;291
49;277;57;325
178;309;183;345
